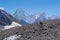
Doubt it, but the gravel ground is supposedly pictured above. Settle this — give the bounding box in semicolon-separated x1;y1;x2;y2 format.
0;19;60;40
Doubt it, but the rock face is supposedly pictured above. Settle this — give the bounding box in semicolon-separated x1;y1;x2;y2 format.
0;9;12;26
0;9;19;26
0;19;60;40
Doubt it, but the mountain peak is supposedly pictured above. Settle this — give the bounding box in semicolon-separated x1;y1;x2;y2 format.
16;8;24;13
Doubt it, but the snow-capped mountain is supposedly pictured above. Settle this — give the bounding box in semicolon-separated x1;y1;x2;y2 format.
14;8;30;24
34;13;48;22
13;8;48;24
0;8;59;25
27;13;48;24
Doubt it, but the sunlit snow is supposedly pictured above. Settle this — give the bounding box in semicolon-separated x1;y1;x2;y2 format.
0;7;4;10
3;21;22;30
3;35;21;40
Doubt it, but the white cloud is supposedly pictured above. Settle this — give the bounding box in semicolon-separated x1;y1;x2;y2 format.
0;7;4;10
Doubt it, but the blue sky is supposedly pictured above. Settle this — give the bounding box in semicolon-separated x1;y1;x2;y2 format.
0;0;60;17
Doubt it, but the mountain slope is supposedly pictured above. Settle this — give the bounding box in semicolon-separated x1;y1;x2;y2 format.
0;9;22;31
0;9;21;26
0;9;12;26
0;19;60;40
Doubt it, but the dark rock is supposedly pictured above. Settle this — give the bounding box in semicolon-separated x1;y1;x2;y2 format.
0;9;12;26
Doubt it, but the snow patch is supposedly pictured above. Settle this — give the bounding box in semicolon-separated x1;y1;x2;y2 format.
3;22;22;30
0;7;4;10
3;35;21;40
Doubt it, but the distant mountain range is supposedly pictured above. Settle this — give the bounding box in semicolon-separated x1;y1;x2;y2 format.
13;8;60;24
0;8;59;26
13;8;48;24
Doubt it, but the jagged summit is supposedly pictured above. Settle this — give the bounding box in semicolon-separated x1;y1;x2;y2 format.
14;8;29;17
14;8;30;25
